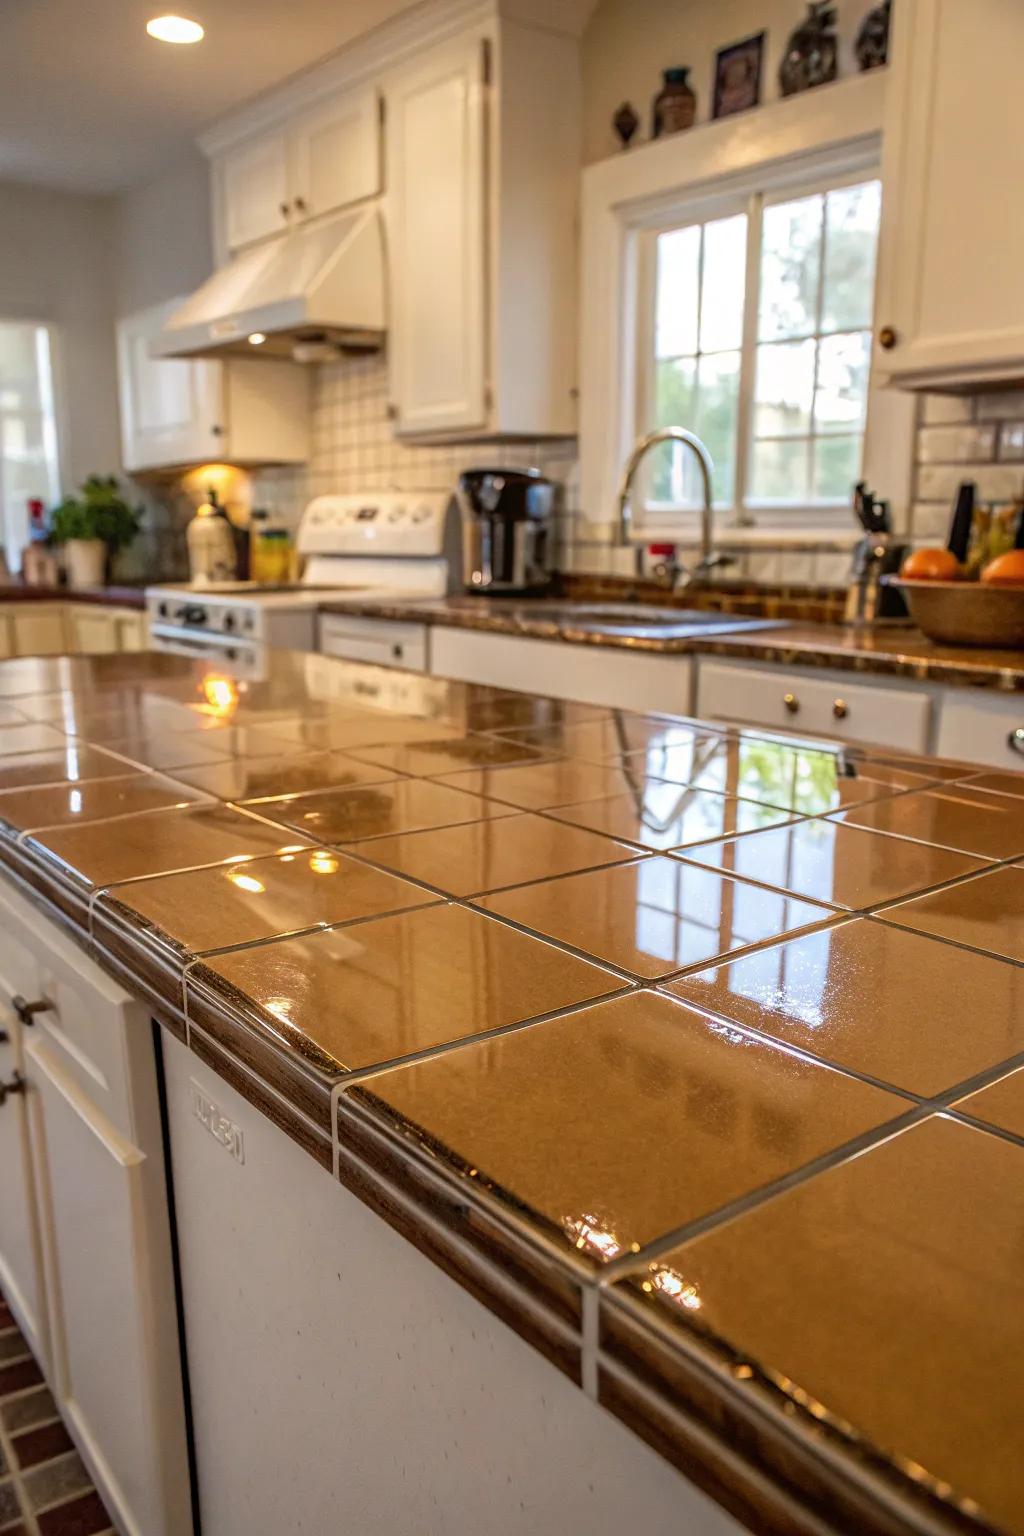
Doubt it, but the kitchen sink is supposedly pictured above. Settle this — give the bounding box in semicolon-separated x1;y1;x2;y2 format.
513;602;783;638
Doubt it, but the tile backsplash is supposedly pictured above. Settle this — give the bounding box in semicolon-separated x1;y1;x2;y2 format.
912;391;1024;543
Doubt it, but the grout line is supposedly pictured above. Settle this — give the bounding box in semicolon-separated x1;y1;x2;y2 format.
866;911;1023;970
580;1286;600;1402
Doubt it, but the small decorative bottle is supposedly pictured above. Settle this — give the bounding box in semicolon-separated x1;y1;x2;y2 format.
652;68;697;138
855;0;892;71
779;3;838;96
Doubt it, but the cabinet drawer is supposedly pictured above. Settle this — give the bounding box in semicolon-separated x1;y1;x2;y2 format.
936;691;1024;772
320;614;428;672
697;660;932;754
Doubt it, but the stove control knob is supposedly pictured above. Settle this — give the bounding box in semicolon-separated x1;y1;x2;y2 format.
223;612;236;632
158;601;169;617
182;604;207;626
387;506;405;523
411;505;432;524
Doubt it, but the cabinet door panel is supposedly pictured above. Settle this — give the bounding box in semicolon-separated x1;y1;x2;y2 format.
12;607;65;656
69;609;119;655
0;1006;50;1369
291;88;380;220
118;301;224;472
386;35;488;435
222;131;290;252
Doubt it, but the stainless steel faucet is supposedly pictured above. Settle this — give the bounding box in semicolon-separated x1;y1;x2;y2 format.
616;426;735;588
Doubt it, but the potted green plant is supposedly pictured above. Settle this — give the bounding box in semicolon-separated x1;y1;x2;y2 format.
50;475;143;589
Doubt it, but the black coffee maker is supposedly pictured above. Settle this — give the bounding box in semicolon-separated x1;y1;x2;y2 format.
457;468;557;595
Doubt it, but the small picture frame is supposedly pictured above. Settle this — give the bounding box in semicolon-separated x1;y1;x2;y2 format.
713;32;765;119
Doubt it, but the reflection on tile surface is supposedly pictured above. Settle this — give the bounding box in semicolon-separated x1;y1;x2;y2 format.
679;818;986;911
259;713;464;753
349;812;634;896
170;750;401;801
832;781;1024;859
968;772;1024;800
882;863;1024;963
622;1118;1024;1532
492;716;725;765
955;1066;1024;1140
100;848;435;958
0;744;136;791
349;733;554;776
359;991;904;1259
477;857;834;978
463;695;609;733
256;779;514;844
26;803;308;889
195;904;620;1074
0;722;70;756
546;784;792;851
433;758;671;810
99;732;236;772
666;917;1024;1095
0;775;205;832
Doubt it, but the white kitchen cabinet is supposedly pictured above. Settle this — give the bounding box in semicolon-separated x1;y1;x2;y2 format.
0;873;190;1536
384;18;579;439
875;0;1024;389
67;606;120;654
219;86;380;255
936;691;1024;772
118;297;310;471
10;604;66;657
696;660;933;755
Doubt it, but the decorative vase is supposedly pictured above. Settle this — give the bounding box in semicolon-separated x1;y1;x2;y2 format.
65;538;107;590
652;68;697;138
613;101;640;149
779;3;838;96
856;0;892;71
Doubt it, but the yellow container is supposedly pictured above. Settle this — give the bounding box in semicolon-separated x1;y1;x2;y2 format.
251;527;292;584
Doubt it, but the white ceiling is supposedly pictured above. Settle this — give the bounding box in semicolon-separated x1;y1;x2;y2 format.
0;0;428;195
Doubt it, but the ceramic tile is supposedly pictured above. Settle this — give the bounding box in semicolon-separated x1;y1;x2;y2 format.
0;745;135;792
169;750;401;801
678;819;987;911
252;778;516;843
954;1065;1024;1140
0;723;71;756
831;781;1024;860
492;716;725;765
476;857;834;979
546;785;793;851
356;990;905;1262
348;733;556;777
98;732;236;772
24;803;310;891
0;702;29;726
256;713;464;753
967;771;1024;800
617;1117;1024;1534
666;916;1024;1096
0;775;207;833
463;696;610;733
882;863;1024;963
193;903;621;1076
433;758;673;811
348;811;634;897
98;847;436;960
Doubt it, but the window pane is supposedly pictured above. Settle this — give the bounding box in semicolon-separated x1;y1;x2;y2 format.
699;214;747;352
753;339;815;437
822;181;881;333
812;434;861;500
815;332;870;433
652;352;739;506
750;438;811;502
758;195;823;341
0;323;61;570
651;356;697;501
656;226;700;357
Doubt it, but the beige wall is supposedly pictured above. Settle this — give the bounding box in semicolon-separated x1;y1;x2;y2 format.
582;0;879;164
112;150;213;317
0;179;120;491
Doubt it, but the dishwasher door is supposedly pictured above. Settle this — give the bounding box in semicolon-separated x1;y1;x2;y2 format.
319;612;429;671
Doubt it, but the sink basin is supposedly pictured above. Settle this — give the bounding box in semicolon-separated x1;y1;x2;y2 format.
513;602;782;638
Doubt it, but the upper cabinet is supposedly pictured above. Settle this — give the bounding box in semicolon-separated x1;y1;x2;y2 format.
875;0;1024;390
117;298;310;472
218;86;381;257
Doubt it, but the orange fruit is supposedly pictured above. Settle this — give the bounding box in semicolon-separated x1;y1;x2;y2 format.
980;549;1024;586
901;547;962;581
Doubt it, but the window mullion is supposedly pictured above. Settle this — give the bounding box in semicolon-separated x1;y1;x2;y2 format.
807;196;829;501
733;191;763;527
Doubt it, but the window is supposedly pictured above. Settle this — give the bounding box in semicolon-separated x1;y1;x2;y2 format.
642;173;881;525
0;322;61;570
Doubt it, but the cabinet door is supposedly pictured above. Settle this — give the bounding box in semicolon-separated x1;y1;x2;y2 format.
12;606;65;656
68;608;119;655
0;614;12;659
876;0;1024;386
386;34;488;436
27;1038;191;1536
115;611;146;652
221;130;291;252
290;87;380;222
118;300;225;471
0;1007;50;1370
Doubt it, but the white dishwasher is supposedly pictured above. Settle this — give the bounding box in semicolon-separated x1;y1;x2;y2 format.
319;610;430;671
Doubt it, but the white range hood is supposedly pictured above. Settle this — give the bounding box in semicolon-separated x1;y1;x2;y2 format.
154;205;386;362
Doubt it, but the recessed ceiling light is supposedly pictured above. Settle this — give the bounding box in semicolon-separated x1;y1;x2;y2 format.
146;15;204;44
247;332;267;346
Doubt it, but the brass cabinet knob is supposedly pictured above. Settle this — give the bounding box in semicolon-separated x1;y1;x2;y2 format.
294;196;307;213
279;201;291;218
878;325;898;350
832;699;849;720
783;693;799;715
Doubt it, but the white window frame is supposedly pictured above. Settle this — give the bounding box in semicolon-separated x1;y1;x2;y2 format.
579;71;915;545
0;318;64;570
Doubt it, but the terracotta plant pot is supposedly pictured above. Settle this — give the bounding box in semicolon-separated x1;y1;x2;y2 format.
65;538;107;590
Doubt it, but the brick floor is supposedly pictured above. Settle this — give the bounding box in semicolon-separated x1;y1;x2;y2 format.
0;1288;113;1536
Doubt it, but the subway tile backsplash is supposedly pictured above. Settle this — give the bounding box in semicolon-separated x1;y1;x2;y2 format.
912;392;1024;546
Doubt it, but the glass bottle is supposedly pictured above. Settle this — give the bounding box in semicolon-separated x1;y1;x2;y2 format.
652;68;696;138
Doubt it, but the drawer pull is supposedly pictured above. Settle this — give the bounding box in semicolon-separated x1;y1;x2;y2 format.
0;1071;24;1107
11;996;51;1027
1009;728;1024;759
878;325;898;350
832;699;849;720
279;201;291;218
783;692;800;715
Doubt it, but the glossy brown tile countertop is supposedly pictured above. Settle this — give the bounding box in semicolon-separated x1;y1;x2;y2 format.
320;593;1024;692
1;646;1023;1536
0;580;146;608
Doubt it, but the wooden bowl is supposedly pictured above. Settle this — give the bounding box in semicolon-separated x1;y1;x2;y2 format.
885;577;1024;648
